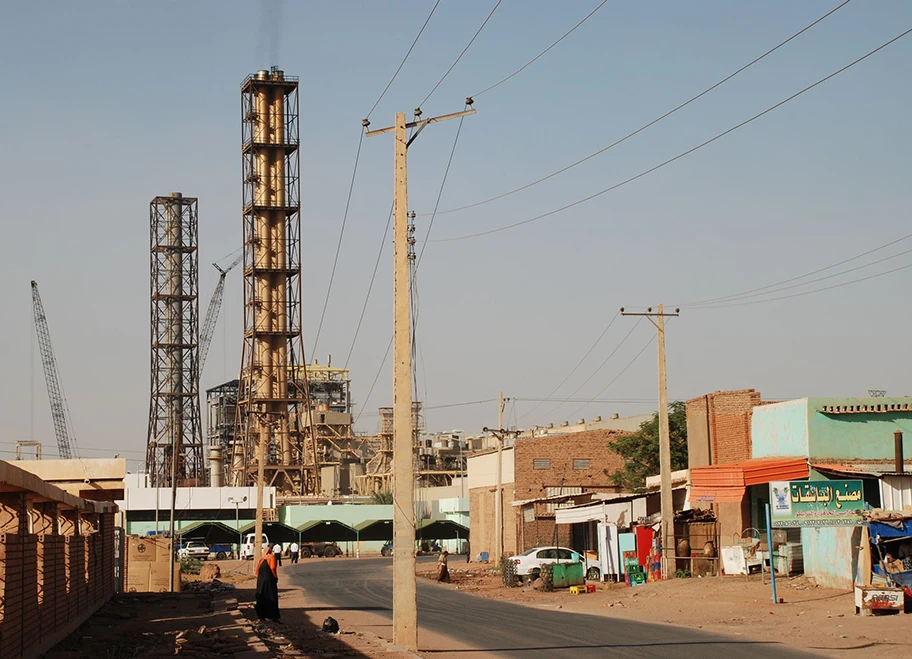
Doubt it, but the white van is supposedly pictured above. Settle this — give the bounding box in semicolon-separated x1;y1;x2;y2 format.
240;533;269;560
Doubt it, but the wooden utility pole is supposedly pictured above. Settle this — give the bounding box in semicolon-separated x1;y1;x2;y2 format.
366;105;475;652
620;304;679;578
495;392;505;561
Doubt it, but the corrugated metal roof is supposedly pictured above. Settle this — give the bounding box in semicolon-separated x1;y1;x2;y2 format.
690;486;746;504
691;457;809;488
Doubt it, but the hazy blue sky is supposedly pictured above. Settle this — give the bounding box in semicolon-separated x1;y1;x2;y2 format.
1;1;910;469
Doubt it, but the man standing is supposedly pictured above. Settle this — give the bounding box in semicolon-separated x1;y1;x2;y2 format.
272;541;283;567
290;540;300;564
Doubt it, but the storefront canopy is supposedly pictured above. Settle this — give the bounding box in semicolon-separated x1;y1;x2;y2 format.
237;521;301;544
177;521;239;544
416;519;469;540
354;519;393;541
298;520;358;543
690;457;809;504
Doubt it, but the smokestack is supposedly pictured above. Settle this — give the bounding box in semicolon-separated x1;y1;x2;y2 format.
895;430;904;474
208;445;224;487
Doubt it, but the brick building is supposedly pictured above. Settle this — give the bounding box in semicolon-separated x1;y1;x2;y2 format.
686;389;762;467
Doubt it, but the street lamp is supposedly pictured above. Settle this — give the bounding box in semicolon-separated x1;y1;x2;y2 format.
227;496;247;558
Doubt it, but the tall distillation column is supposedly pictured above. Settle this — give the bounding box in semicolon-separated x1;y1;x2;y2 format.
232;68;318;496
147;193;205;486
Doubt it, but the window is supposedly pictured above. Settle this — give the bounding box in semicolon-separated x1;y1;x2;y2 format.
556;549;574;561
573;459;590;470
533;458;551;470
537;549;557;560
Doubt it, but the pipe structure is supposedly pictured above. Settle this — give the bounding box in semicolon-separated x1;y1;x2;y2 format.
233;68;318;498
895;430;904;474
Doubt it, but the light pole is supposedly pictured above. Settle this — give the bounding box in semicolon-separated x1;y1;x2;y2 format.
228;495;247;559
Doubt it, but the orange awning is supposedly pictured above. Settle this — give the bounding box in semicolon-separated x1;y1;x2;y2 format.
690;486;746;504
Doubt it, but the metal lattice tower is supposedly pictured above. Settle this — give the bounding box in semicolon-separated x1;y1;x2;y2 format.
147;193;205;487
231;68;318;496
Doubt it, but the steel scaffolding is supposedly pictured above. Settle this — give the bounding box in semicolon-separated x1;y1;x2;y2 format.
147;193;205;487
231;68;319;496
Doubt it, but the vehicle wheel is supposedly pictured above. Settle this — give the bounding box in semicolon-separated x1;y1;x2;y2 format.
300;547;312;559
381;548;391;557
529;569;540;581
586;567;600;581
323;546;338;558
216;551;227;560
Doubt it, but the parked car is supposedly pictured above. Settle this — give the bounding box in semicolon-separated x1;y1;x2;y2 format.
380;541;393;557
240;533;270;560
209;543;233;560
511;546;600;581
178;540;211;561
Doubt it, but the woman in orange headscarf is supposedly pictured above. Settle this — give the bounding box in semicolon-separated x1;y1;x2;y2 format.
255;543;280;621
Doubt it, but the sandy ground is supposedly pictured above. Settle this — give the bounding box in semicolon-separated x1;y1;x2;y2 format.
419;563;912;656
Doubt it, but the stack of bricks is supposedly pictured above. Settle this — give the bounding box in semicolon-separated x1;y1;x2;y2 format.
0;534;25;659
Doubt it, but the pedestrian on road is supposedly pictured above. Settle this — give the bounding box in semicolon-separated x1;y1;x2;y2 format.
273;541;283;567
290;541;300;564
436;550;451;583
255;544;281;621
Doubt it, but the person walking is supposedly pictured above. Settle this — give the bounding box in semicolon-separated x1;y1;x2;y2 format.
290;541;300;564
436;550;451;583
272;541;283;567
255;544;280;621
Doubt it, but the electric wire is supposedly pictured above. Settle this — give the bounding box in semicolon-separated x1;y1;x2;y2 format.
428;0;852;217
472;0;609;98
366;0;442;119
312;129;365;357
344;203;393;369
516;311;620;421
419;0;503;108
680;230;912;307
433;24;912;242
691;259;912;308
565;333;657;421
689;246;912;307
532;318;643;426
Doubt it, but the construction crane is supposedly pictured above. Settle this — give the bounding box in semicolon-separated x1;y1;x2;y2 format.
30;281;79;459
199;252;243;373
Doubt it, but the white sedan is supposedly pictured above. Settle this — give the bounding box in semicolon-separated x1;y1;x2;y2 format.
511;546;600;581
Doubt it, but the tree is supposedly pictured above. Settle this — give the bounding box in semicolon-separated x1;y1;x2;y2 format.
607;401;688;492
370;490;394;505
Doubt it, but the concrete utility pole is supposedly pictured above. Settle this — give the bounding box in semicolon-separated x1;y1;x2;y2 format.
366;105;475;652
494;392;507;561
620;304;679;578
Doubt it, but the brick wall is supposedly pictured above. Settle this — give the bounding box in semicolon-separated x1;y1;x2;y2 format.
0;513;116;659
512;430;628;552
512;429;628;499
686;389;761;467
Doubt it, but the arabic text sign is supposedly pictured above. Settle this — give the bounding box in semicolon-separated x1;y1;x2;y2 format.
769;480;864;528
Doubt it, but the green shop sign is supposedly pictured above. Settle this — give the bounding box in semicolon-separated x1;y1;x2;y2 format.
769;480;864;528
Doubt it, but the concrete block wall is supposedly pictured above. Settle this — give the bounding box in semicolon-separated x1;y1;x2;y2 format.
468;486;516;559
0;512;116;659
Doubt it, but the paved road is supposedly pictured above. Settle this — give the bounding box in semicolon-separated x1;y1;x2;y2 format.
286;558;814;658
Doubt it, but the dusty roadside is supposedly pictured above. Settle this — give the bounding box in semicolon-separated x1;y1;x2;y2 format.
419;563;912;657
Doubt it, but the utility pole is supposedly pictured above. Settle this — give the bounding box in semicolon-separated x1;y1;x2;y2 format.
620;304;679;578
366;104;475;652
494;392;508;561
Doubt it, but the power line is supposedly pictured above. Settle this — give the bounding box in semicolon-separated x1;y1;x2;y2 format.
313;129;365;357
691;258;912;308
531;318;643;426
680;230;912;307
354;336;392;426
419;0;503;109
433;24;912;242
516;311;619;421
344;202;393;369
427;0;852;218
366;0;442;119
565;333;657;421
689;246;912;307
472;0;609;98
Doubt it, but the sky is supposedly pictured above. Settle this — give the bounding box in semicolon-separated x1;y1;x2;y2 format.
1;1;910;470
